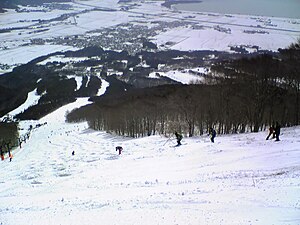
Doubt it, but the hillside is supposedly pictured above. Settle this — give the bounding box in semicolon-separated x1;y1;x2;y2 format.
0;2;300;223
0;93;299;224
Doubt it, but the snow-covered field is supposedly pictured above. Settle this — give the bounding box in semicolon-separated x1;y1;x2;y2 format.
149;68;207;84
1;77;300;225
0;0;300;74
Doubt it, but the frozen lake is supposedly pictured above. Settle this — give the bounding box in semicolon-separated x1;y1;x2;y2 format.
174;0;300;19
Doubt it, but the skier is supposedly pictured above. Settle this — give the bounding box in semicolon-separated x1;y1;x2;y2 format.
0;146;4;161
274;122;281;141
266;125;275;140
8;150;12;162
5;143;12;161
174;132;182;146
209;127;216;143
116;146;123;155
19;138;22;148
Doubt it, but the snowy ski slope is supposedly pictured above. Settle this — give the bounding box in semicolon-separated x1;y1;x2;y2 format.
0;91;299;225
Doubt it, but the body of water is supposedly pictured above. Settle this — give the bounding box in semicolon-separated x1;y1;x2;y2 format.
174;0;300;19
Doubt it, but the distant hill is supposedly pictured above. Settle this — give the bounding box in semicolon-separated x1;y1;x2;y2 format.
0;0;71;12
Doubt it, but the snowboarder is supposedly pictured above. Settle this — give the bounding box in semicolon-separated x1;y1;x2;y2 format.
72;151;75;156
266;125;275;140
116;146;123;155
209;127;216;143
174;132;182;146
274;122;281;141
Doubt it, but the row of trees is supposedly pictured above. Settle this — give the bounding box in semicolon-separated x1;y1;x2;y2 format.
66;41;300;137
0;121;19;154
209;43;300;132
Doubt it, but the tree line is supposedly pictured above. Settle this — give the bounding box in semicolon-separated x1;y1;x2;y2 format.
0;121;18;155
66;41;300;137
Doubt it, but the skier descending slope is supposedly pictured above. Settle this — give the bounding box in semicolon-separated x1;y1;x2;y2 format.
0;146;4;160
174;131;182;146
116;146;123;155
209;127;216;143
274;122;281;141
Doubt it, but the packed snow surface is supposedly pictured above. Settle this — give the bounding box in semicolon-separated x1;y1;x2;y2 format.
0;97;300;224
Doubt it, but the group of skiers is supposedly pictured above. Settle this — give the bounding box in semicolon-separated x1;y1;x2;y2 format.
174;122;281;147
118;122;280;155
1;125;33;162
0;144;13;162
175;128;216;146
2;123;282;161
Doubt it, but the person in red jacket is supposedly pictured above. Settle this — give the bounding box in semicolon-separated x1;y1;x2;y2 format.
266;125;275;140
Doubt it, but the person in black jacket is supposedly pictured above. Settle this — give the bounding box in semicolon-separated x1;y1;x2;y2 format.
0;146;4;161
274;122;281;141
116;146;123;155
174;132;182;146
209;127;216;143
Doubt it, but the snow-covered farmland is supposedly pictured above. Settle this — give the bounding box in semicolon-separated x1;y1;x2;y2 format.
0;0;299;73
0;45;78;68
149;68;207;84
